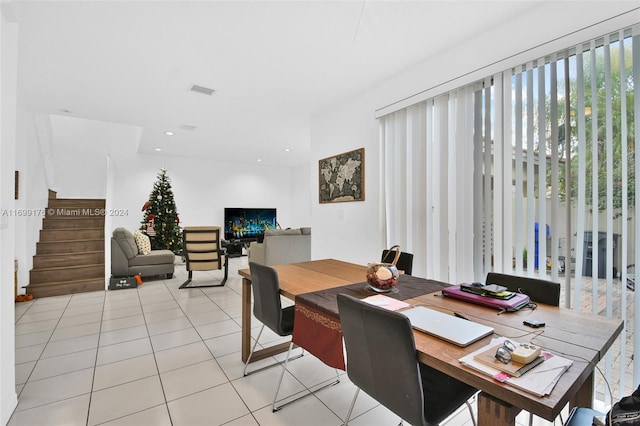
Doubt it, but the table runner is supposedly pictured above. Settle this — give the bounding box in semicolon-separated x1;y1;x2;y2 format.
292;274;450;370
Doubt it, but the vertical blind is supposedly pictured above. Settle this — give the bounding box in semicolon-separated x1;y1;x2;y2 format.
379;24;640;403
380;88;475;282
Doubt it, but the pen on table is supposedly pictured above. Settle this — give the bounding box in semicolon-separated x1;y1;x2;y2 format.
454;312;469;320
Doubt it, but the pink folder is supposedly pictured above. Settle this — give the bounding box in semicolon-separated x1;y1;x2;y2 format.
442;285;531;312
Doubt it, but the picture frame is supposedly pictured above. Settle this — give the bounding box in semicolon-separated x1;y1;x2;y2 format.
318;148;364;204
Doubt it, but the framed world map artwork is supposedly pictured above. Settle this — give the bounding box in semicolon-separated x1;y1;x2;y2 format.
318;148;364;203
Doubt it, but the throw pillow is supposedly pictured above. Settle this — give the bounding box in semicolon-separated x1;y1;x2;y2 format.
134;230;152;255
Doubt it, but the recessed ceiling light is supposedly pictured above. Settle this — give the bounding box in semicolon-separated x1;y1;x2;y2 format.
165;131;174;136
284;148;291;152
154;148;162;152
257;159;262;162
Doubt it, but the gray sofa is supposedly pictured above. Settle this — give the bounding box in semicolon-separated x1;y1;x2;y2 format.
248;227;311;266
111;227;175;278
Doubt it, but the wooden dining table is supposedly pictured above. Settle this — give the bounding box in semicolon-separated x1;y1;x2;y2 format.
238;259;623;426
238;259;367;363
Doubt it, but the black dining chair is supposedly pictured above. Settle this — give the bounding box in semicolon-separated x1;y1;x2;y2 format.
243;262;339;412
337;293;477;426
485;272;560;306
381;247;414;275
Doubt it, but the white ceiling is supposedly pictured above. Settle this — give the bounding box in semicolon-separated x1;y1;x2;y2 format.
12;1;640;167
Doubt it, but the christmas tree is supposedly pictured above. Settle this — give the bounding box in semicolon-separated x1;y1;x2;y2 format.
140;168;183;255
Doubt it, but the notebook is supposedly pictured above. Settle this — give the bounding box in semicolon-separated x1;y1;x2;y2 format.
442;285;531;312
401;306;494;347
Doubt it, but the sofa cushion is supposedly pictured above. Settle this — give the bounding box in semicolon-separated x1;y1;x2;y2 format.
129;249;175;267
134;231;152;255
112;227;138;259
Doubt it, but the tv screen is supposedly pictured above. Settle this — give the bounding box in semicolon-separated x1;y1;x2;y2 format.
224;208;277;241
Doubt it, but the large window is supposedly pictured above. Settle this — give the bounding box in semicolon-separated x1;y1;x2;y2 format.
380;25;640;403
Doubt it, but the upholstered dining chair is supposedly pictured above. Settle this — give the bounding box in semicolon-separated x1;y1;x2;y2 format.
244;262;339;412
381;247;414;275
485;272;560;306
179;226;228;289
337;293;477;426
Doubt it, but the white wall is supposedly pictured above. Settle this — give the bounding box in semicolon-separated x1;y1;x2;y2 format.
50;115;141;199
0;5;19;423
289;162;311;229
109;154;293;235
14;111;50;291
310;92;382;266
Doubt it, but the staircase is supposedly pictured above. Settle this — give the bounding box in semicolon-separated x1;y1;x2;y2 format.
26;195;106;298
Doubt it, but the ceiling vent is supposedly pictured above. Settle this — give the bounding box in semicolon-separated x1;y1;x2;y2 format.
179;124;197;131
188;84;215;96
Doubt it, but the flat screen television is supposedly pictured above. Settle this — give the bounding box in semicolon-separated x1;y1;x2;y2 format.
224;207;277;241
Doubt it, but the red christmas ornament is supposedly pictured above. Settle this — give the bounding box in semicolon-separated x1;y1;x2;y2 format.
142;201;151;211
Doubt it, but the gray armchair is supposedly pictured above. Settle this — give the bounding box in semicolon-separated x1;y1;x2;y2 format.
248;227;311;265
111;227;175;278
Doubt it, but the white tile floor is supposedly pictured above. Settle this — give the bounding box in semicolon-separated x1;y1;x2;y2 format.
11;256;551;426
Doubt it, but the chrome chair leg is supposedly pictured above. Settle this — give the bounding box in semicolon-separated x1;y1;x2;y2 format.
465;400;477;426
273;341;294;412
343;387;360;425
272;343;341;412
243;326;303;377
243;325;265;376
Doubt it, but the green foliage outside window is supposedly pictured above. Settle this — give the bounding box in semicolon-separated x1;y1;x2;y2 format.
546;40;635;219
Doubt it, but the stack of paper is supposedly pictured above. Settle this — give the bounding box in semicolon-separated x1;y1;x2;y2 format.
459;337;573;397
361;294;410;311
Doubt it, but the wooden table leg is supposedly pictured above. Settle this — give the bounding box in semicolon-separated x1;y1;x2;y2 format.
571;371;594;410
241;277;252;362
477;391;521;426
241;276;292;364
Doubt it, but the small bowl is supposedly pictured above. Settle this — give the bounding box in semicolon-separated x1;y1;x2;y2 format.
366;262;399;291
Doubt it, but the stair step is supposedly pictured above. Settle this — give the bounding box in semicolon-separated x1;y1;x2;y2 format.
29;196;107;298
33;251;104;269
25;277;105;298
40;228;104;242
36;239;104;254
48;198;106;209
43;217;105;229
30;263;105;284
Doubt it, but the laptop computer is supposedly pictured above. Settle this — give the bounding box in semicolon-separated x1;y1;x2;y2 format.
401;306;494;347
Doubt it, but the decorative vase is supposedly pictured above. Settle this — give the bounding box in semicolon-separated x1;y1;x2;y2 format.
366;262;399;291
